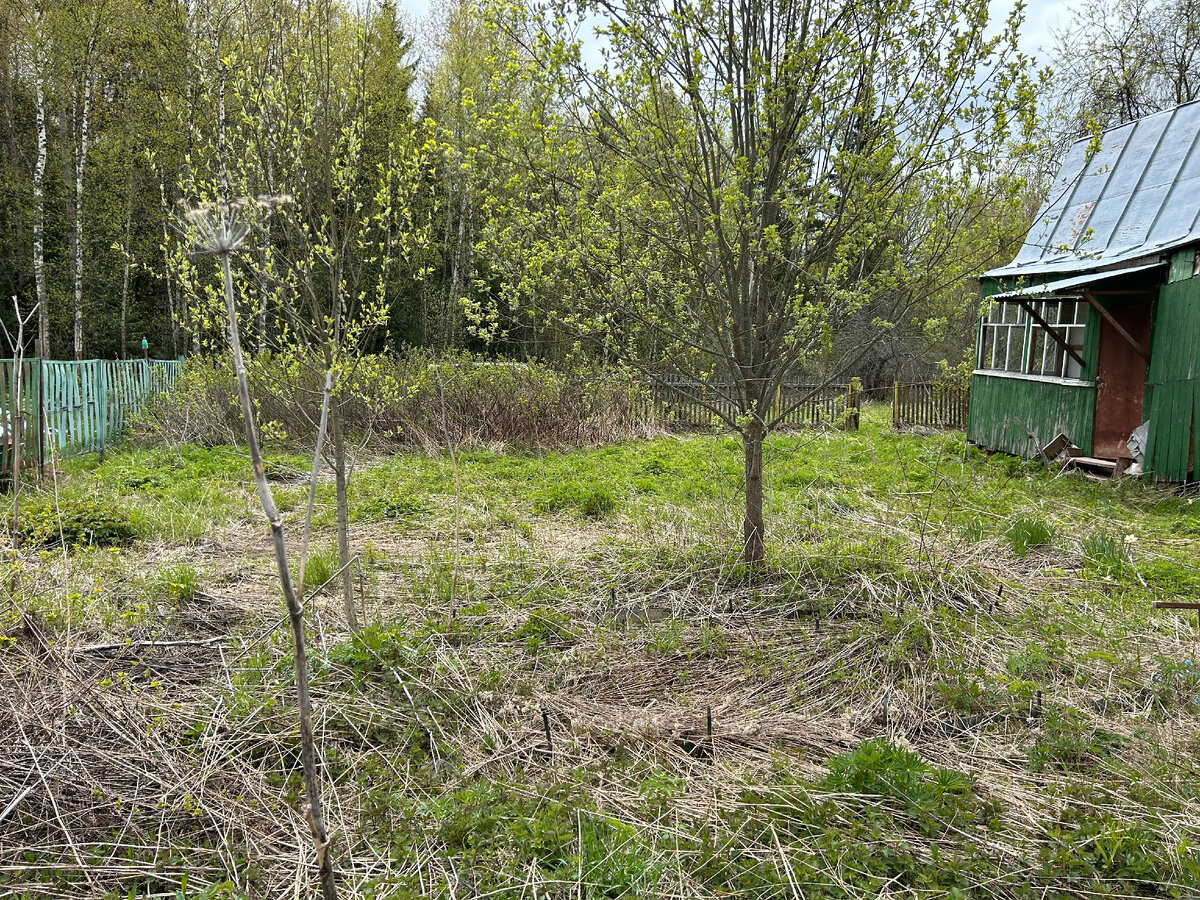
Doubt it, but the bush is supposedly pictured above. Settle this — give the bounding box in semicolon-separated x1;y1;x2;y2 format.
136;352;647;452
19;497;142;548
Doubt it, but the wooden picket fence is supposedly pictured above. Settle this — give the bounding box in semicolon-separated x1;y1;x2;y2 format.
0;358;182;474
0;359;43;476
641;377;860;431
892;381;969;430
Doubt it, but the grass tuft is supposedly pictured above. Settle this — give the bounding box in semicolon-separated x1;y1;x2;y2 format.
1005;514;1055;556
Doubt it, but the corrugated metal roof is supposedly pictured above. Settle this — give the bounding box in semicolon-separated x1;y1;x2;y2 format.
987;262;1166;300
986;100;1200;279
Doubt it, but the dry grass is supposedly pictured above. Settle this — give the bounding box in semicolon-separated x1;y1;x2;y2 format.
2;421;1200;898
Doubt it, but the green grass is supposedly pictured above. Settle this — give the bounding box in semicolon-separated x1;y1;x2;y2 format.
5;402;1200;897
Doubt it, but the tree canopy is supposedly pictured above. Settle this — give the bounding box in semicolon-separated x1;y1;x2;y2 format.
467;0;1042;561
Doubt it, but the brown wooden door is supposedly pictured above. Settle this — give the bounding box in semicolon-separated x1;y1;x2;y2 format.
1093;300;1152;459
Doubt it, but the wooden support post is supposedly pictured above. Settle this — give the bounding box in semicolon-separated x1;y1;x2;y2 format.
1081;291;1151;363
1152;600;1200;630
1012;299;1086;370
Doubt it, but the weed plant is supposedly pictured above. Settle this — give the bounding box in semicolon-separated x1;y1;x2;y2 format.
1005;514;1055;555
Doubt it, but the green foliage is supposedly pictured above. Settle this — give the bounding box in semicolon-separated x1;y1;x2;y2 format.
262;455;308;482
155;562;199;605
1005;514;1055;556
1006;641;1069;681
302;545;340;591
823;740;981;837
18;497;142;548
533;483;618;519
1028;708;1125;772
1040;811;1172;889
1152;657;1200;711
1081;529;1131;576
356;494;429;522
513;607;575;650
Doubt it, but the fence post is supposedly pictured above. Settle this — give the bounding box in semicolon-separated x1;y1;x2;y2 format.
96;360;108;462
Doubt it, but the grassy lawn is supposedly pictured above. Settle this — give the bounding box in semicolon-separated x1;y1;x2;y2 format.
3;403;1199;898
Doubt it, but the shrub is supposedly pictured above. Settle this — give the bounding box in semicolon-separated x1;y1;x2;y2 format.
136;352;646;452
19;497;142;548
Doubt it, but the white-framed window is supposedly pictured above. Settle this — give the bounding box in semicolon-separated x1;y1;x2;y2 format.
979;301;1028;373
978;299;1088;380
1026;300;1086;379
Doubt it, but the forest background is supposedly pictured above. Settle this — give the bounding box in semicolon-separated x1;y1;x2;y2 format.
0;0;1195;388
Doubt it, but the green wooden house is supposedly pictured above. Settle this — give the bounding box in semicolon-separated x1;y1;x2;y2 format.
969;101;1200;481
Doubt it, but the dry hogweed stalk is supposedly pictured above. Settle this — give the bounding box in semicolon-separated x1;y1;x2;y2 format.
178;192;338;900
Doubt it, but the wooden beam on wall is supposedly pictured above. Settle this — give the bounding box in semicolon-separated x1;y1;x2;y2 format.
1080;291;1151;363
1011;298;1086;370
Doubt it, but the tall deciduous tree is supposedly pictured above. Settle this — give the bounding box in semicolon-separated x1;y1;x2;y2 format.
1051;0;1200;134
474;0;1041;564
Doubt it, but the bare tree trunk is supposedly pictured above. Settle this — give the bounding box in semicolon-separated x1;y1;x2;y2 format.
119;169;134;360
32;65;47;357
330;409;359;633
219;251;338;900
742;417;765;567
72;76;92;361
8;299;28;544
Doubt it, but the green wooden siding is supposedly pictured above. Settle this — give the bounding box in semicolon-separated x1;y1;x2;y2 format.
967;372;1095;457
1144;276;1200;481
1170;248;1196;282
968;283;1100;458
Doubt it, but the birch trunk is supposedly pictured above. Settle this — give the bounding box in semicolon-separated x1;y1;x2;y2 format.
72;76;92;361
32;65;47;357
119;169;134;360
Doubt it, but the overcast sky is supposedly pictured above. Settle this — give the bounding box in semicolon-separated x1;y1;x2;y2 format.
994;0;1073;65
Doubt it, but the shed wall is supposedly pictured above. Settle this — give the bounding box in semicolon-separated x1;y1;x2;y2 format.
1144;276;1200;480
967;373;1095;457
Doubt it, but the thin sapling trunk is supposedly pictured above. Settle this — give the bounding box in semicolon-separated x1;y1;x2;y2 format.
742;417;765;567
330;410;359;633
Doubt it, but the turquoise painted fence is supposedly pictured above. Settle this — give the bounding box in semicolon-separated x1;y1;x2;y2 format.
43;359;182;458
0;358;182;471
